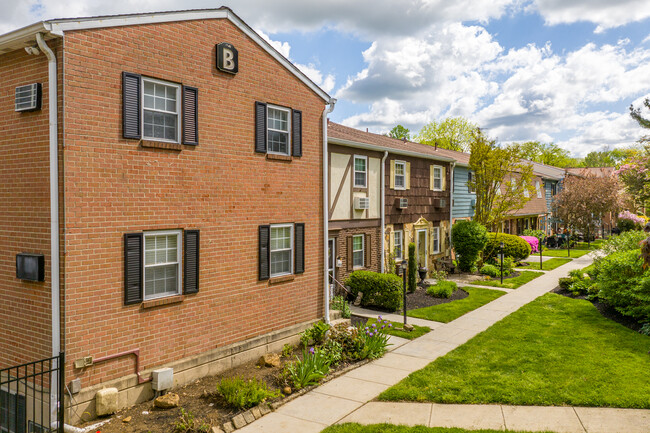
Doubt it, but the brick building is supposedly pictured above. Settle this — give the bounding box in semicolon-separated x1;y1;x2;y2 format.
0;8;334;425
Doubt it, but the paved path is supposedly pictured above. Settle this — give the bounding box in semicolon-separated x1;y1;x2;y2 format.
239;252;650;433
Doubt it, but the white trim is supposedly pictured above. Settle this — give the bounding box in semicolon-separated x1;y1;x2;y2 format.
416;228;428;267
432;227;440;254
432;165;443;191
266;104;292;156
352;234;365;269
394;230;404;260
143;229;183;301
353;155;368;188
394;160;406;190
535;180;542;198
141;76;181;143
328;137;455;162
270;223;294;277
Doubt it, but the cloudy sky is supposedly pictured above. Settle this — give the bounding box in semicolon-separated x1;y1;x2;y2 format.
4;0;650;156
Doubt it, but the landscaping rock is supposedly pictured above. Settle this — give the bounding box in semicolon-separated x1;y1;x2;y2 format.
403;324;414;332
154;392;179;409
259;403;272;415
283;386;292;395
211;427;224;433
353;291;363;306
251;406;262;419
232;414;247;429
95;388;118;416
122;416;132;423
243;410;255;424
222;422;235;433
257;353;281;368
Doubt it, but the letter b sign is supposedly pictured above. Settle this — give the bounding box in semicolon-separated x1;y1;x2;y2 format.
217;42;238;74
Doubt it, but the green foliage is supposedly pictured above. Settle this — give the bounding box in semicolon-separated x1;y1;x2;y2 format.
281;344;293;358
387;124;411;140
320;340;343;366
408;243;417;293
598;230;647;258
484;233;531;261
346;271;403;311
286;348;331;389
426;280;457;298
364;318;430;340
618;218;638;232
359;318;391;359
517;257;572;271
479;264;500;278
409;287;506;323
509;141;576;167
428;269;448;281
174;409;210;433
415;116;478;152
451;221;488;271
523;229;546;243
216;377;280;410
300;320;330;347
330;295;351;318
327;323;366;361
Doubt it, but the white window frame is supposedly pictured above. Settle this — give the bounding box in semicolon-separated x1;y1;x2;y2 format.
416;228;428;267
143;229;182;301
523;180;530;197
432;165;443;191
270;223;294;277
141;77;181;143
535;181;542;198
432;227;440;254
352;234;365;269
495;182;501;195
394;160;406;190
267;104;292;156
467;171;476;193
354;155;368;188
394;230;403;260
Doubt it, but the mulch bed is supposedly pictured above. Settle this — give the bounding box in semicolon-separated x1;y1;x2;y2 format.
356;285;469;315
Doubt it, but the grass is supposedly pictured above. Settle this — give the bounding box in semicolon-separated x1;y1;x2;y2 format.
516;257;572;271
365;318;430;340
321;424;548;433
469;271;544;289
531;249;591;258
408;287;506;323
379;293;650;408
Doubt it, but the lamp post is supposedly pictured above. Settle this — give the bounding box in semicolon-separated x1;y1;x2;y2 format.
539;236;543;270
500;241;504;285
401;260;408;325
567;229;571;258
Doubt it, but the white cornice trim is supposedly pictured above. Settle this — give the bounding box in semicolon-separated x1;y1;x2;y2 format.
329;137;456;163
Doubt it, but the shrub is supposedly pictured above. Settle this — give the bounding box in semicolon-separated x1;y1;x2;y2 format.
480;264;500;278
484;233;532;261
286;348;331;389
618;210;645;232
618;218;638;232
520;236;539;253
451;221;489;272
523;229;546;244
216;377;280;410
300;320;330;347
330;295;351;318
347;271;403;311
558;277;573;290
174;409;210;433
597;230;647;257
328;323;365;360
427;280;457;298
408;242;417;293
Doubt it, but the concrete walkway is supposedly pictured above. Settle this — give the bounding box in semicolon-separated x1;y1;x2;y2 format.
238;252;650;433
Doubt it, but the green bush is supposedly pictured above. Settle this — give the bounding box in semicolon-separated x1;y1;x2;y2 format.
216;377;280;409
558;277;573;290
300;320;330;347
484;233;532;261
594;250;650;322
523;229;546;243
427;280;457;298
479;263;500;278
408;242;417;293
346;271;403;311
330;295;351;318
451;221;489;272
618;218;638;232
597;231;647;257
286;348;331;389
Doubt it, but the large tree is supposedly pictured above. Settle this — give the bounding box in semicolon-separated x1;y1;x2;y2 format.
553;174;621;237
415;117;478;152
469;131;535;229
509;141;576;167
387;124;411;140
615;150;650;215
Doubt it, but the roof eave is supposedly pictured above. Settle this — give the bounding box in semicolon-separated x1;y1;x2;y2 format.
329;137;456;163
0;22;53;54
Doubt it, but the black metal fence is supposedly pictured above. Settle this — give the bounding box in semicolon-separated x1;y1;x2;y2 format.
0;353;64;433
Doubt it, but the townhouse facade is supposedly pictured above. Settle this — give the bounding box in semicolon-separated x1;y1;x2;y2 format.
1;8;334;425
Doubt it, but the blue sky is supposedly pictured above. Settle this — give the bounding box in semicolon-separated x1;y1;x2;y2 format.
3;0;650;156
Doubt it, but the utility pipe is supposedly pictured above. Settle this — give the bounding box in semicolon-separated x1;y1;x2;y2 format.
449;162;456;256
92;349;151;384
322;98;336;324
380;151;388;273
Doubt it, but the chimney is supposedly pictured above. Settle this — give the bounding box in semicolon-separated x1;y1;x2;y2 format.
366;128;368;132
402;137;407;142
434;141;438;151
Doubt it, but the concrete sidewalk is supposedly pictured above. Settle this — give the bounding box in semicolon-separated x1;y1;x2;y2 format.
238;252;650;433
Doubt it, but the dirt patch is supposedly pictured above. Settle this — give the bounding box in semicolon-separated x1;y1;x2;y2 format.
406;286;468;310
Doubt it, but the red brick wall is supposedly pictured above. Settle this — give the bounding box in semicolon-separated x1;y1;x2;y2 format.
330;226;381;284
61;20;325;386
0;41;63;367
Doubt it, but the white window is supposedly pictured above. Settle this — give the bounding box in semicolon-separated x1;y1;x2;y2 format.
495;182;501;195
352;235;364;268
394;230;403;260
144;230;182;300
511;178;517;192
523;180;530;197
535;181;542;198
267;105;291;155
394;161;406;189
270;224;293;277
142;77;181;142
467;171;476;193
354;156;367;188
433;227;440;254
433;165;443;191
416;229;427;267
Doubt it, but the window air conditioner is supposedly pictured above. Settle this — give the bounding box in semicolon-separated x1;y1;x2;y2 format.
399;198;408;209
15;83;42;112
354;197;370;210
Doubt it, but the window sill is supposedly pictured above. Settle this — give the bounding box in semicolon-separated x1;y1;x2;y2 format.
140;140;183;151
268;274;295;284
141;295;184;309
266;153;293;162
352;187;367;192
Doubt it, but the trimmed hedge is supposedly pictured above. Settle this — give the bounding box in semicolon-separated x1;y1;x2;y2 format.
484;233;531;261
427;280;458;298
346;270;403;311
451;221;488;272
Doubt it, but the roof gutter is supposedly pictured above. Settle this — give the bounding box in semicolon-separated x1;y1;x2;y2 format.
323;99;336;324
329;137;455;163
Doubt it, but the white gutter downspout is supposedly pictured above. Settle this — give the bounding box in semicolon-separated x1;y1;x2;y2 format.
380;151;388;273
449;162;456;256
35;32;61;431
323;98;336;324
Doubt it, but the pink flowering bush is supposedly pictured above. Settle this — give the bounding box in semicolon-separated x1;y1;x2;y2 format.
520;235;539;253
618;210;645;225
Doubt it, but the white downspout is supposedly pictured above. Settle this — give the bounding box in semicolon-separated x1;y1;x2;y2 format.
323;98;336;324
36;32;61;430
380;151;388;273
449;162;455;256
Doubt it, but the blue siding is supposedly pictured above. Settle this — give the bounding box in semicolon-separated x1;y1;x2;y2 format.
544;181;553;213
452;166;476;219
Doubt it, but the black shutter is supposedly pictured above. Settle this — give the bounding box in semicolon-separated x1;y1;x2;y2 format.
124;233;143;305
292;109;302;157
182;86;199;145
365;234;372;267
255;101;267;153
347;236;353;271
259;225;270;280
15;394;26;433
184;230;200;294
122;72;141;139
294;223;305;274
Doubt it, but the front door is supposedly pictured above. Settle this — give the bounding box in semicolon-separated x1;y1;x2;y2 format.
328;238;335;297
416;229;428;268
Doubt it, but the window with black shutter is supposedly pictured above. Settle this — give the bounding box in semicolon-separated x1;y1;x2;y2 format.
259;225;270;280
255;102;302;157
294;223;305;274
292;109;302;157
259;223;304;280
182;86;199;145
122;72;141;139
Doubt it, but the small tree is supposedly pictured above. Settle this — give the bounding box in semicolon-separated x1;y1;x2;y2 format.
451;221;488;272
408;242;417;293
387;124;411;140
415;117;478;152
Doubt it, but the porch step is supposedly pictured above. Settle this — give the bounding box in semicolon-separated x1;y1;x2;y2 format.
330;317;351;327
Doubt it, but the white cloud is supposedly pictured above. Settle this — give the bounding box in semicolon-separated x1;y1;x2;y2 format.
534;0;650;32
257;30;291;58
296;63;336;93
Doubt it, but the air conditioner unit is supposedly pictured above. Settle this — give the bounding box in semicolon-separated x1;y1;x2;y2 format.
15;83;42;112
399;198;408;209
434;198;446;208
354;197;370;210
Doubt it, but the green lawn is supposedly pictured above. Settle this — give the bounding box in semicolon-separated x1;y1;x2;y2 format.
408;287;506;323
322;424;547;433
469;271;544;289
379;293;650;408
517;257;572;271
365;318;431;340
531;249;590;258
